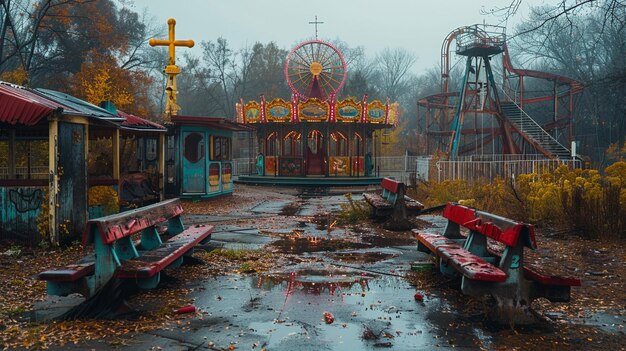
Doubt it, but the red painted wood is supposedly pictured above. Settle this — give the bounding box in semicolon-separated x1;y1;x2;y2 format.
443;202;477;228
414;232;458;253
415;231;507;282
38;263;94;282
0;179;48;187
381;178;401;193
523;266;581;286
443;203;537;249
88;178;119;186
437;246;507;282
115;225;213;279
83;198;184;245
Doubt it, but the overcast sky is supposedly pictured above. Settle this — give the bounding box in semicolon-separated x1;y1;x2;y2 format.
128;0;547;74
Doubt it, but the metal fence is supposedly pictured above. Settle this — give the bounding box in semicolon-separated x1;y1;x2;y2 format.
415;155;582;183
231;155;580;184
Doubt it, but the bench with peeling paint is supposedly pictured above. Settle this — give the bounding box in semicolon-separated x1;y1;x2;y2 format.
39;198;213;297
414;202;580;308
363;177;424;218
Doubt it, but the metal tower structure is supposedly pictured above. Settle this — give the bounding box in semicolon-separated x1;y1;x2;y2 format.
417;24;583;160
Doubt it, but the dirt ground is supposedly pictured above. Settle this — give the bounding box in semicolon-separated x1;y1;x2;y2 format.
0;185;624;350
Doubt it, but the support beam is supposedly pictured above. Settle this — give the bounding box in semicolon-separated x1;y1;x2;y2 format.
112;129;120;180
159;133;165;200
48;118;59;245
8;129;16;178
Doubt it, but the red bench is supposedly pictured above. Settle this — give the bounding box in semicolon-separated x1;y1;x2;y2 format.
363;177;424;218
414;202;580;317
39;198;213;297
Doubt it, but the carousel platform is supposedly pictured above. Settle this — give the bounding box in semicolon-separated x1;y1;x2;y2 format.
235;175;383;188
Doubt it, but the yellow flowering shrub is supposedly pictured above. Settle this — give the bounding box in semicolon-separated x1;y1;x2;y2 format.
412;161;626;240
88;186;119;215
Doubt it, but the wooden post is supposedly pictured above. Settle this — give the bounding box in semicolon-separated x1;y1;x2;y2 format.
48;118;59;245
8;129;15;178
159;133;165;200
112;129;120;180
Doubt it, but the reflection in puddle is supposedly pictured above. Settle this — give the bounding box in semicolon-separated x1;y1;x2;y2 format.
256;269;377;296
328;251;398;264
269;236;369;254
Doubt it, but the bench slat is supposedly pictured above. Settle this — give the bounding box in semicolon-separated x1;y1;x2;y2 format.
415;232;507;282
523;266;581;286
116;225;213;279
363;193;393;209
39;262;94;282
83;198;184;246
438;246;507;282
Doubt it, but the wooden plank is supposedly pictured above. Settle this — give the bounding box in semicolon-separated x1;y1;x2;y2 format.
523;266;581;286
39;263;94;282
363;193;393;209
381;177;400;193
83;198;183;245
437;246;507;282
415;232;507;282
443;203;535;249
116;224;213;279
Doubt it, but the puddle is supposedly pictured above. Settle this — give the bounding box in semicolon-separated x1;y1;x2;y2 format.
361;234;416;247
269;237;370;254
327;251;399;264
257;268;376;295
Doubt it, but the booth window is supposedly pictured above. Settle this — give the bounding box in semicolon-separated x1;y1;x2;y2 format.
184;133;204;163
212;136;231;160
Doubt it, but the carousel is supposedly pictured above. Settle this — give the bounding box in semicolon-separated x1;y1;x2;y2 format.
237;40;398;186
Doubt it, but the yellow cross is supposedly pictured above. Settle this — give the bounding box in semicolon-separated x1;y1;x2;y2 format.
149;18;194;119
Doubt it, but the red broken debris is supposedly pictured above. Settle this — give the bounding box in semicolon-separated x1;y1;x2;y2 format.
414;292;424;302
174;305;196;314
323;311;334;324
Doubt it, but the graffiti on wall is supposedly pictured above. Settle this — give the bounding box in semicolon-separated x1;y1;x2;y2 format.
8;188;42;213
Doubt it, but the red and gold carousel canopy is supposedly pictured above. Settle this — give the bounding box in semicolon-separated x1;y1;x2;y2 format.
237;95;399;126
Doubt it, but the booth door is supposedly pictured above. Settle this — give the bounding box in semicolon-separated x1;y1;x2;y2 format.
182;132;206;194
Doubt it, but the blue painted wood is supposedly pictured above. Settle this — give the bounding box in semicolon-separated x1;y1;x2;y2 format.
91;224;117;296
58;122;87;242
181;131;207;194
136;273;160;290
0;186;43;243
140;226;162;251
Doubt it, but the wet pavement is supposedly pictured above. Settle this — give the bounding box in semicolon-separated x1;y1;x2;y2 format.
40;188;625;351
136;193;484;350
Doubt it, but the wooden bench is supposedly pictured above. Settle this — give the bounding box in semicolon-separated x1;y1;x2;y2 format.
39;198;213;297
363;177;424;218
414;202;580;317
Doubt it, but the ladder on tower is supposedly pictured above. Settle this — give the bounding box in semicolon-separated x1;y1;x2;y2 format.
500;101;572;160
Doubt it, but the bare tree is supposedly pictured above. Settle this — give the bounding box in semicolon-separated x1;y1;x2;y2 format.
374;47;417;101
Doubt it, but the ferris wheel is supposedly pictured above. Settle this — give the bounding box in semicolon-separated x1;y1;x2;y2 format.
285;40;347;100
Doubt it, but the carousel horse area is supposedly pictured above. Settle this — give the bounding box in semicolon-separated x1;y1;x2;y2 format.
19;184;624;350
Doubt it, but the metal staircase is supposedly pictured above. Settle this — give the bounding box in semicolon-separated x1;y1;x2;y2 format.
500;101;572;159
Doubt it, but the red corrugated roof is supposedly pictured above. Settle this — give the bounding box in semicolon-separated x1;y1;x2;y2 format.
117;110;166;131
0;82;64;126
